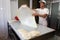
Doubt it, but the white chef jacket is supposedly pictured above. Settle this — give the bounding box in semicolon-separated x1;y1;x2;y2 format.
34;8;49;26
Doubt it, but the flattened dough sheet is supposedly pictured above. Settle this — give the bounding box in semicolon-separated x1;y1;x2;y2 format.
18;5;37;28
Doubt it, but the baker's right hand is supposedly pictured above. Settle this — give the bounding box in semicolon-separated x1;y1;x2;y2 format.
32;13;38;16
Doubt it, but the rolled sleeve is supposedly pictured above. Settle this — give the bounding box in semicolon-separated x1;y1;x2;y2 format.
45;8;49;15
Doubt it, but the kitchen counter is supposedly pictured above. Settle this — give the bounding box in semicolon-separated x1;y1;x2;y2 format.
8;20;55;40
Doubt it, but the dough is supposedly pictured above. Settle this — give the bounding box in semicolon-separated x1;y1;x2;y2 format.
18;5;37;28
29;31;40;37
17;29;31;39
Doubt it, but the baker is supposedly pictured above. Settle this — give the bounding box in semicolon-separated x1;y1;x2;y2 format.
32;0;49;26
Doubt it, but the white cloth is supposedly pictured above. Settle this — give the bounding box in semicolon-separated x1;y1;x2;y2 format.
34;8;49;26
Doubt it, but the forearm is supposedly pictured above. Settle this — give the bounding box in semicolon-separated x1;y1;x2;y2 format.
32;12;48;18
37;14;47;18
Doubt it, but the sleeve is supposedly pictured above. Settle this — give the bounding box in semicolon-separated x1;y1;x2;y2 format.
35;8;39;11
45;8;49;15
33;9;38;13
35;8;39;12
33;8;39;13
33;10;36;13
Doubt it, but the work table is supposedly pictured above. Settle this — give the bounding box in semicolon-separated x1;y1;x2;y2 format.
8;20;55;40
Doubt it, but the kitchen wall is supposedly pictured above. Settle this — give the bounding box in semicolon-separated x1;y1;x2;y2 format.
0;0;18;39
10;0;18;19
53;0;58;1
18;0;30;8
0;0;11;39
52;0;60;19
58;2;60;18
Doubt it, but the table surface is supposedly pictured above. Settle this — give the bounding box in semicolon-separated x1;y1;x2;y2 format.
8;20;55;40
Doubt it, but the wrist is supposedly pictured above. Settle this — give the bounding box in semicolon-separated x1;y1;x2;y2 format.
37;14;40;16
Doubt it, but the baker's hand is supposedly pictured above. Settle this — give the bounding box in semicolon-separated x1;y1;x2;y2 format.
32;13;39;16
